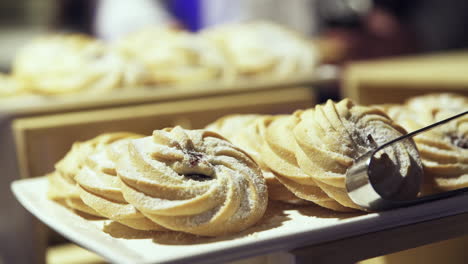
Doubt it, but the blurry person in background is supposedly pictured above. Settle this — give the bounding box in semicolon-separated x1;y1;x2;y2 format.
94;0;174;41
316;0;468;63
93;0;319;41
90;0;468;61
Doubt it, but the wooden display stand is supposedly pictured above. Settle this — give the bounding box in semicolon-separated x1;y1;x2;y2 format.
343;51;468;105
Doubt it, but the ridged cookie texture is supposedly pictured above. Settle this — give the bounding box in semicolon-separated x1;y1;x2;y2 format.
49;132;141;216
75;135;166;231
386;94;468;192
116;126;268;236
260;114;352;211
293;99;424;210
206;114;303;203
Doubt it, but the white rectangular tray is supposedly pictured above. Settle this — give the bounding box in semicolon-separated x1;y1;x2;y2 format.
12;176;468;264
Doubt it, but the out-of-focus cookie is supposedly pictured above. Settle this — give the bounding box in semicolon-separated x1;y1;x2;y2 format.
202;21;318;79
0;74;29;97
116;126;268;236
115;27;234;86
13;34;150;94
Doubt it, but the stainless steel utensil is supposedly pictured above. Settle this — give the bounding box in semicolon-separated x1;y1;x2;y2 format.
346;110;468;211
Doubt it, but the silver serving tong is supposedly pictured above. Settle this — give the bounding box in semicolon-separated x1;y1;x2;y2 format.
346;110;468;211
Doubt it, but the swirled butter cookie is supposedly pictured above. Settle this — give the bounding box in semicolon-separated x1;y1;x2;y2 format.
116;126;268;236
13;34;150;94
201;21;318;79
260;115;351;211
49;132;141;216
115;27;233;85
206;114;303;203
294;99;424;210
75;135;166;231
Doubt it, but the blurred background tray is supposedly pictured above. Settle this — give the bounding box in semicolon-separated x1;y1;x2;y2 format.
0;72;333;115
342;51;468;105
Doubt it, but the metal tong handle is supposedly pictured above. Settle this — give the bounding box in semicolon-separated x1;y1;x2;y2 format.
346;110;468;211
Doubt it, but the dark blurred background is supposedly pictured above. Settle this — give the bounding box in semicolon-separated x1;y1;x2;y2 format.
1;0;468;72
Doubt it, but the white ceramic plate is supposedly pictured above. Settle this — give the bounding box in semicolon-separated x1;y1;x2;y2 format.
12;177;468;264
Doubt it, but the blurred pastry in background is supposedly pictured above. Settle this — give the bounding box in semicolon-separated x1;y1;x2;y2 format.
114;26;234;86
12;34;151;95
0;73;30;97
202;21;320;80
4;21;322;97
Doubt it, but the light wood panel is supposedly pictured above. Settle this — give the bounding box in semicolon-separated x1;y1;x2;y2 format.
13;87;315;180
343;51;468;105
1;73;328;115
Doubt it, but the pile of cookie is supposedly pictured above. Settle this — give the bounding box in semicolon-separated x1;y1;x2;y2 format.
45;94;467;236
1;21;319;97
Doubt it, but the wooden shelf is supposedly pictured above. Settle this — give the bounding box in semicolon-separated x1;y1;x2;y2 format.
47;244;106;264
343;51;468;105
292;213;468;263
1;72;330;116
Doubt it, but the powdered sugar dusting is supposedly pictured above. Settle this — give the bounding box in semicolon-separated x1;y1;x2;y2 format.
116;126;268;236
